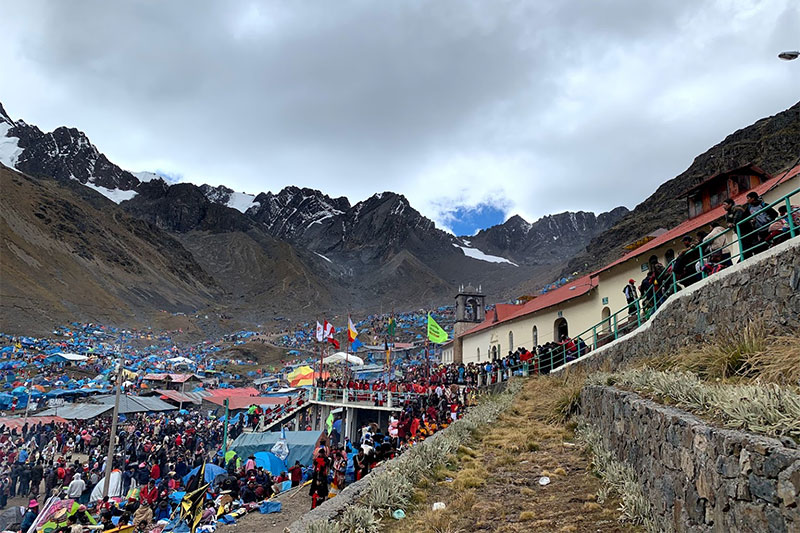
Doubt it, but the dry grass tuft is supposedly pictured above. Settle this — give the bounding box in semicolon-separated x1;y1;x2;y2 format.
741;334;800;385
519;511;536;521
650;320;768;380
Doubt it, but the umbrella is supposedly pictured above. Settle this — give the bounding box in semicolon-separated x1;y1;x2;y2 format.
286;366;314;387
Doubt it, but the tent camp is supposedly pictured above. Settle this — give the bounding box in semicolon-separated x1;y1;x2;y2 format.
323;353;364;366
230;430;321;467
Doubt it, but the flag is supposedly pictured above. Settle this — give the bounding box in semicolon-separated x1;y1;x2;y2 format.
386;317;396;337
427;313;448;343
184;462;205;493
324;321;339;349
180;482;209;533
315;322;324;342
351;338;363;351
347;316;358;343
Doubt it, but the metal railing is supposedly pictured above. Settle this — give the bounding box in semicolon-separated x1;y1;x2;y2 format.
533;186;799;374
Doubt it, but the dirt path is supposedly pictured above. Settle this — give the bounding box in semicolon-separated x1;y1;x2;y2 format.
223;483;314;533
385;376;642;533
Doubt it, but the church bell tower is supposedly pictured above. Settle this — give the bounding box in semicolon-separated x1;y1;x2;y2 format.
453;284;485;364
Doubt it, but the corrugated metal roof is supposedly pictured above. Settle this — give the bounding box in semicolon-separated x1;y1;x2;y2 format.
93;395;177;413
154;389;209;405
38;404;112;420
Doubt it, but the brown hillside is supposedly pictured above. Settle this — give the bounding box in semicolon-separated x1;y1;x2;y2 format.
0;164;220;333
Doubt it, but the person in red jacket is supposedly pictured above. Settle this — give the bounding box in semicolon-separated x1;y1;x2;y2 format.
150;463;161;481
140;480;158;506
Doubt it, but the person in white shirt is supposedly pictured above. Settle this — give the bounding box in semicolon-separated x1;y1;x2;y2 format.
66;473;86;499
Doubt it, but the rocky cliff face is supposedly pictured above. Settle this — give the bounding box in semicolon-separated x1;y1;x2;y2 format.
469;208;629;266
1;103;139;191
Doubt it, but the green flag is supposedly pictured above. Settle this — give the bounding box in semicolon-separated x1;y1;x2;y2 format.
427;313;448;343
386;317;396;337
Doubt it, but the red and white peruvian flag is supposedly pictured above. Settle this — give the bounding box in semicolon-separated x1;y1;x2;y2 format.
315;321;324;343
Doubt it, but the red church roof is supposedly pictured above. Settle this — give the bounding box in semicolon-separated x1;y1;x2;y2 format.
461;275;597;339
594;163;799;276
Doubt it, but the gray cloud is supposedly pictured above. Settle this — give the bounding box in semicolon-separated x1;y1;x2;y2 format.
1;0;798;229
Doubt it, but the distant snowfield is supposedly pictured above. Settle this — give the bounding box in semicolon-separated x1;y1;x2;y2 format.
453;244;518;266
226;191;259;213
133;171;162;182
84;181;139;204
0;124;23;168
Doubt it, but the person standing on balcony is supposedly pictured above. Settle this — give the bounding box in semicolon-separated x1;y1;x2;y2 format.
746;192;778;255
623;279;638;316
704;221;732;267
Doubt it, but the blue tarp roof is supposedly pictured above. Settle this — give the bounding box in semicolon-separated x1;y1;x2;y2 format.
230;430;320;467
182;463;227;485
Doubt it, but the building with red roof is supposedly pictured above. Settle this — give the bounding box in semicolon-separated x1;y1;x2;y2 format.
452;163;799;365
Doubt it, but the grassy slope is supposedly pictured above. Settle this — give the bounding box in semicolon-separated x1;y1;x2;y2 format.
386;376;641;533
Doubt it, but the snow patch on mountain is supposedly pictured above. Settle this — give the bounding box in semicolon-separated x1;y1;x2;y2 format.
315;252;333;263
84;181;139;203
227;191;259;213
0;123;23;168
453;244;518;266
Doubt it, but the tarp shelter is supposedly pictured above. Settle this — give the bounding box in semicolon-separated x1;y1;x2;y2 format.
43;353;89;364
230;430;321;467
323;353;364;366
254;451;286;476
0;506;22;533
165;356;195;366
90;470;122;502
0;415;67;430
182;463;227;485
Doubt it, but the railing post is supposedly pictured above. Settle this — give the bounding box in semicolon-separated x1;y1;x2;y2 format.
613;313;618;340
787;197;797;238
522;362;528;377
636;299;641;328
387;391;392;409
342;388;348;404
592;326;597;350
735;223;745;262
699;244;706;279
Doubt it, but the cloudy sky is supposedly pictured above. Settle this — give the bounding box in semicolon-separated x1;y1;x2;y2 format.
1;1;798;234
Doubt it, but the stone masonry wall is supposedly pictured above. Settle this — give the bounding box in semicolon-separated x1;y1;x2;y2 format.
581;385;800;532
559;239;800;374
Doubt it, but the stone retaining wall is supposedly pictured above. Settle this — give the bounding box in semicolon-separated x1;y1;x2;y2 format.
581;385;800;532
558;239;800;374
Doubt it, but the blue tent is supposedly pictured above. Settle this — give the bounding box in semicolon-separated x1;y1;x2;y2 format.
182;463;226;485
254;451;286;476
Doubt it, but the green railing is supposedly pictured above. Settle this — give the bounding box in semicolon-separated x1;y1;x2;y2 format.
535;185;799;374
